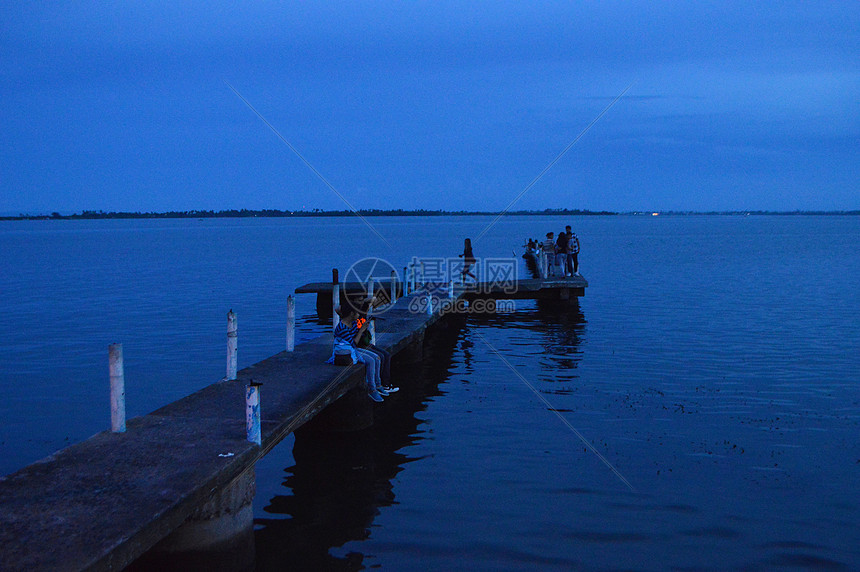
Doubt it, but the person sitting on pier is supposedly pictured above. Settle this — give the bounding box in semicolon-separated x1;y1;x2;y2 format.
328;305;387;402
354;306;399;395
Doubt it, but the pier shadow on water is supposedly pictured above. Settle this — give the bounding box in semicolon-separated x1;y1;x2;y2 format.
252;315;467;571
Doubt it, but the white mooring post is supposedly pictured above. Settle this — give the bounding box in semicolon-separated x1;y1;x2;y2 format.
227;310;238;380
367;305;377;345
245;381;261;445
448;280;454;298
404;266;410;294
367;277;375;303
286;295;295;352
390;270;398;304
332;268;341;331
420;261;426;288
411;263;417;292
426;291;433;315
109;343;126;433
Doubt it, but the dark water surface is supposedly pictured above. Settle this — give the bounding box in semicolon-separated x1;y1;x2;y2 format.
2;215;859;570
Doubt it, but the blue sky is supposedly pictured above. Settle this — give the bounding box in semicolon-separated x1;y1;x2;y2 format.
2;1;857;214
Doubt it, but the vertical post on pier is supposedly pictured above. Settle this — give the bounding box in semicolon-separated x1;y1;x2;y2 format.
419;261;426;288
390;270;398;304
367;306;376;345
245;381;261;445
426;291;433;315
227;310;238;381
448;280;454;298
332;268;340;331
286;295;295;352
404;266;410;294
109;343;126;433
411;263;417;292
367;277;375;303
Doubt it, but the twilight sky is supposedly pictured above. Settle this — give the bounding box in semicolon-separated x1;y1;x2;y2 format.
2;1;858;214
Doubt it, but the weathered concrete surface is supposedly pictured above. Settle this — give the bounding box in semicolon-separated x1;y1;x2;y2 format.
0;414;257;571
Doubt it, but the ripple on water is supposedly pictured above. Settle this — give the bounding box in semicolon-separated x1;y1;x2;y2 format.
763;552;849;570
565;530;654;543
680;526;742;539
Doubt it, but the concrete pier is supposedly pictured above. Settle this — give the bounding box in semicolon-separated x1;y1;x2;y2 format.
0;274;586;570
132;468;257;571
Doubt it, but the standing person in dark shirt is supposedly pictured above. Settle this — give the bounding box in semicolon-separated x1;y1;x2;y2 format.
555;229;569;277
459;238;477;282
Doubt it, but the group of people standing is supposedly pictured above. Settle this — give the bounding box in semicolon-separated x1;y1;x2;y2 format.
527;225;580;277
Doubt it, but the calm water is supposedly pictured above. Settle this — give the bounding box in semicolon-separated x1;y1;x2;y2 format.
2;215;859;570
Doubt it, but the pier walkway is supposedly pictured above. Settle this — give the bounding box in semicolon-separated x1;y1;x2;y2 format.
0;275;586;571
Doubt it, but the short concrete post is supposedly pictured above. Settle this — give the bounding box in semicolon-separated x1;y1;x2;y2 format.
419;261;425;287
390;270;398;304
426;291;433;315
226;310;238;381
286;295;295;352
367;277;375;303
109;343;126;433
246;381;262;445
448;280;454;298
410;263;417;292
332;268;340;331
369;318;376;345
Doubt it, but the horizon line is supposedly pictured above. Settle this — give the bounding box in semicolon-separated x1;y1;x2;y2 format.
3;207;859;221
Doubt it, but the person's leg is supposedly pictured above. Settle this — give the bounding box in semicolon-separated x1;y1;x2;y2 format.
463;263;474;281
356;348;383;400
573;253;579;274
368;344;391;387
362;349;382;386
566;252;573;275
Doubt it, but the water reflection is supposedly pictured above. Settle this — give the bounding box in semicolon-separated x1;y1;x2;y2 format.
468;298;586;377
253;317;464;570
253;301;587;570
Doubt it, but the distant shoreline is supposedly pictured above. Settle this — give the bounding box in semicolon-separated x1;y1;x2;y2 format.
2;208;858;221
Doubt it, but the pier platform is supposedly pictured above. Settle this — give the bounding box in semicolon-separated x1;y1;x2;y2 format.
297;274;587;317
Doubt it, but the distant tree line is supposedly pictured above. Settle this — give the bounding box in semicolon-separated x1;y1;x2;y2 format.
3;208;858;221
3;208;619;220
